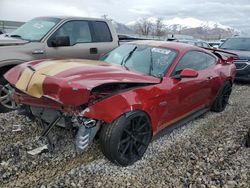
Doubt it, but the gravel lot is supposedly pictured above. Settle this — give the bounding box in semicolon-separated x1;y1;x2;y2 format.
0;84;249;188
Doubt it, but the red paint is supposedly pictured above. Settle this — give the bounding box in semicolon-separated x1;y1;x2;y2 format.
4;42;237;136
180;68;199;78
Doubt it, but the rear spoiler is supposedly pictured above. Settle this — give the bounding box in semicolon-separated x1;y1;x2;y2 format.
202;47;239;63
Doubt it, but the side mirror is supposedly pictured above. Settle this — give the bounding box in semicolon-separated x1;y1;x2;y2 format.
173;68;198;79
50;36;70;47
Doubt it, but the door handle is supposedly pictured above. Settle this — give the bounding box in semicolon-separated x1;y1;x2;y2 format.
32;49;44;54
90;48;98;54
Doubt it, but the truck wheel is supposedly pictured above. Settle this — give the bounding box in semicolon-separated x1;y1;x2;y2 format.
211;81;232;112
0;77;17;113
100;111;152;166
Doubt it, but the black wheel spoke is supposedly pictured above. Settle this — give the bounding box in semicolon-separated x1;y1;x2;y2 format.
136;116;143;127
132;142;140;156
124;129;132;136
121;141;130;156
120;137;130;145
137;131;151;136
131;118;136;131
136;122;147;131
129;142;133;159
135;139;147;146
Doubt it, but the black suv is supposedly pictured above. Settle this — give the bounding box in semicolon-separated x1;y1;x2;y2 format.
220;37;250;81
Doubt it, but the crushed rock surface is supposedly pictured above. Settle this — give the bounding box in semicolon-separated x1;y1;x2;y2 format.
0;84;249;187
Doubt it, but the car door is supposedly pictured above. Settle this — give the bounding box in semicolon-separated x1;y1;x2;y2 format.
201;53;221;101
45;20;115;60
160;51;214;127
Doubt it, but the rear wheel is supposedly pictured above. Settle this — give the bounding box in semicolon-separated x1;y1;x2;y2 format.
100;111;152;166
0;77;17;113
211;81;232;112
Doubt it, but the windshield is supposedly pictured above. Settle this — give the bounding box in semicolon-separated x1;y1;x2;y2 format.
101;44;177;78
10;17;61;41
220;38;250;51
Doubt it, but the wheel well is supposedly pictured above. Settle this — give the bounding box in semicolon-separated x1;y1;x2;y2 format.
96;109;153;139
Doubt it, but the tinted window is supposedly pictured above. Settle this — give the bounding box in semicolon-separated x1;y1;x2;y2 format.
173;51;216;75
220;38;250;51
90;21;112;42
52;20;92;46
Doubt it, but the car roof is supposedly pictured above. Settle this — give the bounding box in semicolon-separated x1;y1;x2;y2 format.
33;16;107;22
129;40;203;52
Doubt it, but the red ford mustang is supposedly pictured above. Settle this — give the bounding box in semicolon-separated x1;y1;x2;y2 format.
2;41;237;166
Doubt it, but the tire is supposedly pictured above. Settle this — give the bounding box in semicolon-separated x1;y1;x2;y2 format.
0;77;17;113
100;111;152;166
211;81;232;112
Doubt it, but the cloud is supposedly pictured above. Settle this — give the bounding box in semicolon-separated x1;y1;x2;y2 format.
0;0;249;33
128;8;151;15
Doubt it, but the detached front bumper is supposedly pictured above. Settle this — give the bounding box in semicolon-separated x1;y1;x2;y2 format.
14;91;80;112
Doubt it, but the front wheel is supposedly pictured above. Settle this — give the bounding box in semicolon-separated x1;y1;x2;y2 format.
211;81;232;112
0;77;18;113
100;111;152;166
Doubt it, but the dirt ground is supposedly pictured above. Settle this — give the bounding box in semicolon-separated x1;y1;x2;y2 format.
0;84;249;188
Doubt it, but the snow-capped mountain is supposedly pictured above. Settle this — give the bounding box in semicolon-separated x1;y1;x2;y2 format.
125;17;239;39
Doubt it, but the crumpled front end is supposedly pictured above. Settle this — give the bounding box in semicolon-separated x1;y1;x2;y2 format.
3;59;160;154
4;61;92;107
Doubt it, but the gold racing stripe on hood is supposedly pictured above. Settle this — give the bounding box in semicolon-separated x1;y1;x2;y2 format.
15;68;34;92
15;59;101;98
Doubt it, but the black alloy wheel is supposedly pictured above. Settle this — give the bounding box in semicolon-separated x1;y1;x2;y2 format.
221;83;232;109
211;81;232;112
100;111;152;166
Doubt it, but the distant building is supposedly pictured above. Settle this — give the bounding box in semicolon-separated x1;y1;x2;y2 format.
0;20;25;34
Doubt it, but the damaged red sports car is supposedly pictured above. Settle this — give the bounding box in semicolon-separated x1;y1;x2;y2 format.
2;41;237;166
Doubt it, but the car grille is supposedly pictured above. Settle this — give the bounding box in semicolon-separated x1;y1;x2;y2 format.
234;60;249;70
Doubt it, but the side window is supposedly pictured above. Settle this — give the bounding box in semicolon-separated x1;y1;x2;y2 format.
90;21;112;42
202;42;209;48
196;42;203;47
204;53;216;68
173;51;215;75
50;20;92;46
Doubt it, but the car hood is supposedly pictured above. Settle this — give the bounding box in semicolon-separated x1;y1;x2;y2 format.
5;59;160;106
0;35;29;46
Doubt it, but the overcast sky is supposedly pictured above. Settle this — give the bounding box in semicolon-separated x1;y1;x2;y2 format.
0;0;250;32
